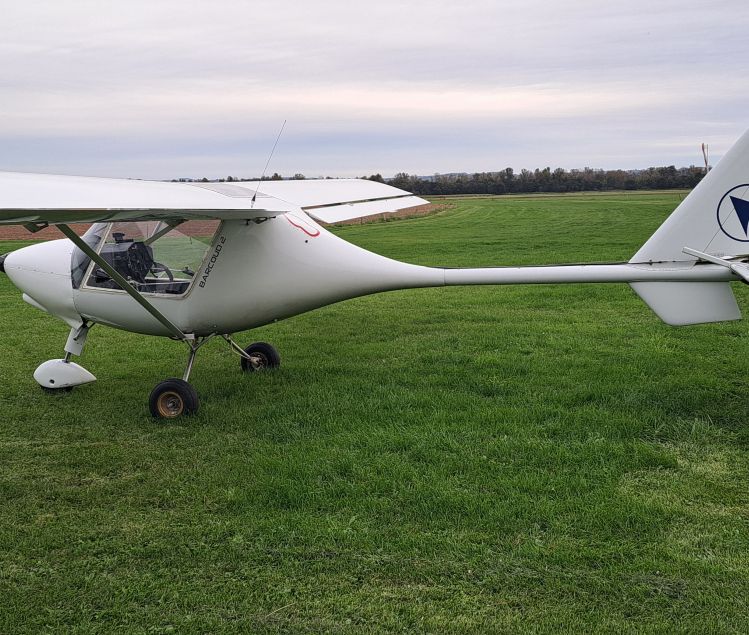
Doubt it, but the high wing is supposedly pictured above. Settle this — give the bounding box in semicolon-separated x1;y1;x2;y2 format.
0;171;427;226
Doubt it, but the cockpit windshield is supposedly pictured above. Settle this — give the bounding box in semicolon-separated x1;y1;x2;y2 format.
71;223;107;289
75;220;221;296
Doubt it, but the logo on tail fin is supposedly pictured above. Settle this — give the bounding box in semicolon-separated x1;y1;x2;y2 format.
717;185;749;242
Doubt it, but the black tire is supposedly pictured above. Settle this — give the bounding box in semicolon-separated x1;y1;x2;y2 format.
149;378;199;419
240;342;281;372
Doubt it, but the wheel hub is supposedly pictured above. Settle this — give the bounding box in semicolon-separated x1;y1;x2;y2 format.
157;391;184;418
250;353;267;369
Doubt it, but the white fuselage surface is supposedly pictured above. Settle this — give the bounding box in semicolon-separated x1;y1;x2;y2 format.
4;212;735;338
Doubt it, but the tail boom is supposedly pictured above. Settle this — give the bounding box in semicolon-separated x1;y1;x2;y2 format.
440;262;741;326
442;262;734;286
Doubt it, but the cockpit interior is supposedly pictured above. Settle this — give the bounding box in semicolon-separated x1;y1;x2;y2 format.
71;220;221;296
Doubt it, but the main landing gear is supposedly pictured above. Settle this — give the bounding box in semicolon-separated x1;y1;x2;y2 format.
149;378;199;418
147;335;281;419
239;341;281;372
38;327;281;419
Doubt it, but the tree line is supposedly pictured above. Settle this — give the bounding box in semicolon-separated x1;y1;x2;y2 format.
381;165;706;196
175;165;706;195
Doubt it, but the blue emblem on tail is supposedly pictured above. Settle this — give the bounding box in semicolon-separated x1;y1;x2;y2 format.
717;185;749;242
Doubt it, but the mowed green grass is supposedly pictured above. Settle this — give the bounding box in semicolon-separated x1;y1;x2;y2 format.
1;191;748;633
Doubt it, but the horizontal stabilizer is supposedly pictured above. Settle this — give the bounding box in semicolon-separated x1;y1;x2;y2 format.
630;281;741;325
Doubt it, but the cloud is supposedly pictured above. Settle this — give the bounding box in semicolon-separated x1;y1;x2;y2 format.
1;0;748;178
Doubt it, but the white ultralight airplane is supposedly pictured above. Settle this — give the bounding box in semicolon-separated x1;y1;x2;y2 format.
3;131;749;418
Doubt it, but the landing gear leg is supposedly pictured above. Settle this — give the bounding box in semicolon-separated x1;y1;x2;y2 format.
149;336;210;419
35;322;96;392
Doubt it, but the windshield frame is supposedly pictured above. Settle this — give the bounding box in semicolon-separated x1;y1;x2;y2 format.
70;223;108;290
76;220;224;299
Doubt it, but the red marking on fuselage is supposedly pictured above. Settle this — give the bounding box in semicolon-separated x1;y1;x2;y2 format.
285;214;320;237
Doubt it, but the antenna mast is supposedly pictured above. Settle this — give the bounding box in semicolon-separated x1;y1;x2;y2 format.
701;142;710;174
251;120;287;208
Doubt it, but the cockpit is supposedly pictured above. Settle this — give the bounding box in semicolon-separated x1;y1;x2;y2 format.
71;220;221;296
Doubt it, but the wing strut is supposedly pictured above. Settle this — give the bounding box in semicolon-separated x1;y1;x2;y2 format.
57;224;187;340
144;220;183;245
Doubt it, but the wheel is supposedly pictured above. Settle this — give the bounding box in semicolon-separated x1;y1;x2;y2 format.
149;378;199;419
240;342;281;372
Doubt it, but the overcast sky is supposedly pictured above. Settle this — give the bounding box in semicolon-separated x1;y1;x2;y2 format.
2;0;748;179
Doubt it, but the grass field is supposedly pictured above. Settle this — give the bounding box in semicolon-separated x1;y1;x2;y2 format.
1;191;748;633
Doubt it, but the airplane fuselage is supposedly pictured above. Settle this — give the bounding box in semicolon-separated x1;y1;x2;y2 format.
2;213;736;339
3;215;443;336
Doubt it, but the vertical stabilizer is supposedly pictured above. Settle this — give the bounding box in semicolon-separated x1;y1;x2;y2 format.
630;130;749;264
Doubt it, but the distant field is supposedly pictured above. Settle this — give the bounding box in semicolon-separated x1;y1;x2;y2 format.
1;191;748;632
427;188;693;201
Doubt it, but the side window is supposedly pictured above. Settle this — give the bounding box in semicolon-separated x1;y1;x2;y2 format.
83;220;221;296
